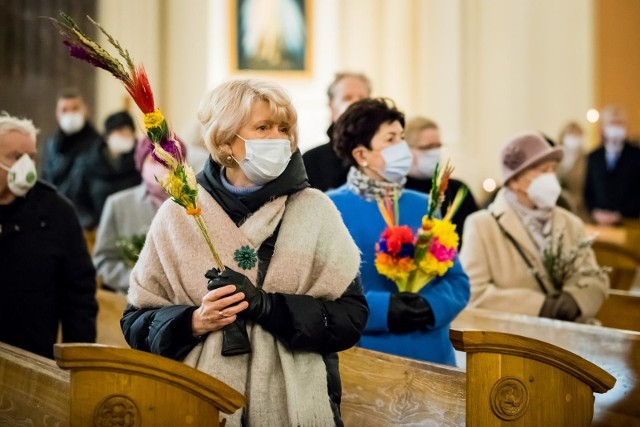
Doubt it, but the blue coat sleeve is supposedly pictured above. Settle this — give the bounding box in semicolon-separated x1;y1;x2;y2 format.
419;257;470;328
363;290;392;332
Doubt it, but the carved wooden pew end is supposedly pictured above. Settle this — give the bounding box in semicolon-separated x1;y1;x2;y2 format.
451;329;616;427
53;343;244;426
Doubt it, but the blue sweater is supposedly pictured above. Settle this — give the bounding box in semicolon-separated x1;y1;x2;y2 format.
327;185;470;365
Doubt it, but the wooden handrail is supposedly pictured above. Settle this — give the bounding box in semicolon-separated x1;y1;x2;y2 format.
54;343;245;414
450;329;616;394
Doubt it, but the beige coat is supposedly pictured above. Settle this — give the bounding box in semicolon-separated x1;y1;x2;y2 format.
459;189;608;321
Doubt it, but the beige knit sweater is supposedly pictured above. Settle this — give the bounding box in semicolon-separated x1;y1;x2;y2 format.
129;186;361;426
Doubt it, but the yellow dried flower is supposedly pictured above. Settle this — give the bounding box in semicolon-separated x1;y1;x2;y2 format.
144;108;164;130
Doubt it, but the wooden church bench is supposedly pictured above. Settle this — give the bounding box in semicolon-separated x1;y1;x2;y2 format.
0;341;244;426
453;307;640;426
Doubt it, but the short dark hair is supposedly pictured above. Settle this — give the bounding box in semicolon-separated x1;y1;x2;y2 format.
332;98;405;167
104;111;135;135
57;87;83;100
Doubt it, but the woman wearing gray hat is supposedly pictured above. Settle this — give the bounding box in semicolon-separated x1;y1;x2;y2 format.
459;132;609;323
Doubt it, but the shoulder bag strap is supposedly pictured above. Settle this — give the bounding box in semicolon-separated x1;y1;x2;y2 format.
491;213;549;295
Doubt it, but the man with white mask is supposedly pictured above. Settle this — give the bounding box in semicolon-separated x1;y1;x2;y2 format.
404;116;478;243
0;112;97;359
585;105;640;225
460;132;608;323
74;111;141;231
41;88;102;214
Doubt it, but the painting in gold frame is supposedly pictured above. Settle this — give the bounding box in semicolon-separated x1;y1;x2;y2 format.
229;0;313;77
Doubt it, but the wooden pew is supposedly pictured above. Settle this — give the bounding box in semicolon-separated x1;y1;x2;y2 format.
452;308;640;426
0;342;244;426
339;346;466;426
451;329;615;427
592;240;640;290
0;342;69;424
340;331;614;427
596;289;640;332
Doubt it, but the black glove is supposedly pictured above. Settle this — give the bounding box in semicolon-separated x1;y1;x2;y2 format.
204;267;251;356
388;292;434;333
539;292;581;321
207;266;272;324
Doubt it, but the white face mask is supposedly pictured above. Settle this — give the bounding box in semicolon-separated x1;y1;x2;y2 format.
107;135;136;154
562;135;583;152
604;125;626;142
379;141;413;183
0;154;38;197
527;173;561;209
412;148;441;178
59;112;85;135
235;135;292;185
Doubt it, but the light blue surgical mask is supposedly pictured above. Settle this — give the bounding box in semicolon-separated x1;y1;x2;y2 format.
379;141;413;183
235;135;292;185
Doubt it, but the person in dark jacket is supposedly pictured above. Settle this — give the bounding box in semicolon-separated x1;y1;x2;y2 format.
75;111;141;230
0;112;97;359
403;116;479;244
584;105;640;224
121;79;369;427
41;88;102;211
302;72;371;191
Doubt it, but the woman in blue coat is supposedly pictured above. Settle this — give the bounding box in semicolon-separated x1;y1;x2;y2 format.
326;98;470;365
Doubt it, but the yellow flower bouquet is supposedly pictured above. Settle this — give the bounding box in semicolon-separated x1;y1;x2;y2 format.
375;161;467;293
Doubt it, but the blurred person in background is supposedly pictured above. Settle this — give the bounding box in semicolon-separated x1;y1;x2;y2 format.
93;137;186;293
585;105;640;224
41;87;102;212
404;116;478;243
75;111;141;231
303;72;371;191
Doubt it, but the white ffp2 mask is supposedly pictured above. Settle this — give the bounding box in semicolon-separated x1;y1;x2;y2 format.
527;173;561;209
0;154;38;197
59;112;85;135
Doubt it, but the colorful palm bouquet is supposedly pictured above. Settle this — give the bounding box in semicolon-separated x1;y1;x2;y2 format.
49;13;224;271
375;162;468;293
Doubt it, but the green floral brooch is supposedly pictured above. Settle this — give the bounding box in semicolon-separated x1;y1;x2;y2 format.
234;245;257;270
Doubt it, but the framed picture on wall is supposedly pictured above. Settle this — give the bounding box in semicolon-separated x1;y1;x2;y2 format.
229;0;313;76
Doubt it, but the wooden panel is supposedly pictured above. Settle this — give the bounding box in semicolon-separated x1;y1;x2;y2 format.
452;308;640;426
0;0;97;167
594;0;640;134
54;344;245;420
592;240;640;290
466;352;594;427
339;346;466;426
596;289;640;332
96;289;129;348
0;342;70;426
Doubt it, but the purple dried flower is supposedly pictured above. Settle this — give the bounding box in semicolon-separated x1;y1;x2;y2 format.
63;41;111;72
151;136;184;167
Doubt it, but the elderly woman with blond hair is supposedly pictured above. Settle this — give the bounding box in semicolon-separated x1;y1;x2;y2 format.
460;132;608;323
121;79;369;426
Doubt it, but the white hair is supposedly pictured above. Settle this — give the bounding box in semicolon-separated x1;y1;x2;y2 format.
0;112;39;143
